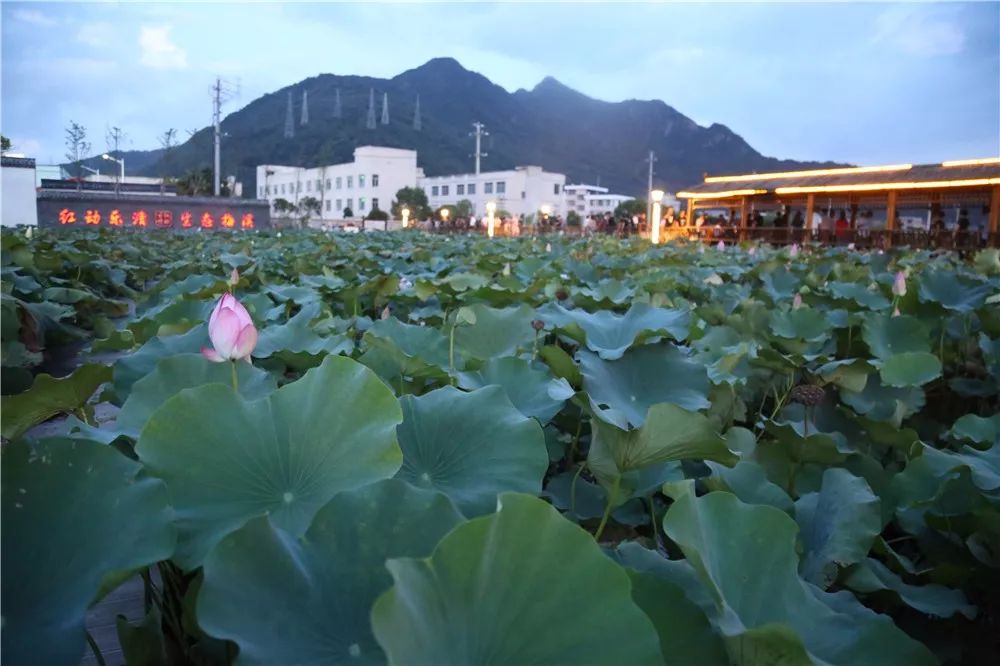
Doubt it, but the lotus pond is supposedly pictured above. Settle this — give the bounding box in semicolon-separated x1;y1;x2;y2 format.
2;228;999;665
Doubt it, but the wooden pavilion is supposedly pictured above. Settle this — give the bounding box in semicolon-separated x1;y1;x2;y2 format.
673;158;1000;248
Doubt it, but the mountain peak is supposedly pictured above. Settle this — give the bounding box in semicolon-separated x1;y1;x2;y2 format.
410;57;468;75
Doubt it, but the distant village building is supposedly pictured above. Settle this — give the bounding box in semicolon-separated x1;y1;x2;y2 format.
1;156;39;226
563;184;646;217
421;166;567;219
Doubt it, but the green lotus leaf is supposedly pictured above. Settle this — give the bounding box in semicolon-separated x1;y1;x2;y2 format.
1;363;112;440
254;302;353;358
796;469;882;588
890;444;1000;512
371;493;664;665
614;542;730;666
704;460;794;513
538;343;583;389
113;325;208;402
128;299;213;344
948;413;1000;447
453;303;537;359
136;355;403;569
456;356;573;424
843;558;976;619
198;480;464;665
816;358;872;393
579;344;711;428
1;438;175;665
588;403;735;504
879;352;942;387
116;607;168;666
360;317;453;382
769;307;830;341
396;386;548;516
663;491;936;666
826;281;891;310
116;354;277;438
839;374;925;427
861;314;931;360
539;302;691;360
575;278;636;305
918;270;993;312
266;283;321;305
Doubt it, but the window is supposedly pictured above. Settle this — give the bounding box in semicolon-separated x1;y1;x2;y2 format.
306;180;311;192
265;185;270;195
281;183;286;194
359;175;366;188
521;191;526;199
554;184;560;195
467;183;476;195
484;182;493;194
316;179;322;190
373;197;379;210
347;176;353;188
372;174;379;187
325;199;331;211
432;186;439;196
336;177;342;189
326;178;331;189
359;197;366;211
457;184;465;195
346;198;353;210
296;182;301;193
496;181;506;194
336;199;342;211
441;185;449;196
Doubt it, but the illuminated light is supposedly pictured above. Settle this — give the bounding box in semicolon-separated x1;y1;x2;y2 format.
221;212;236;228
401;206;410;229
240;213;255;229
676;189;767;199
486;200;497;238
201;212;214;229
109;209;124;226
941;157;1000;167
650;189;664;245
181;211;193;228
84;209;101;225
131;210;148;227
154;210;173;228
58;209;77;225
774;178;1000;195
440;208;450;221
704;164;913;183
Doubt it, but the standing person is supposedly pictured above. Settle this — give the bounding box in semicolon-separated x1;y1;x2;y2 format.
835;209;849;242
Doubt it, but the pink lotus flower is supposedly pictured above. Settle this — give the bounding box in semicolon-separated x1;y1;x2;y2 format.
717;240;725;251
793;293;803;309
202;293;257;362
892;271;907;297
892;306;901;317
789;243;799;258
748;246;756;257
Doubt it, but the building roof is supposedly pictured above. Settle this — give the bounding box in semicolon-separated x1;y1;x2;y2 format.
2;156;36;169
677;158;1000;199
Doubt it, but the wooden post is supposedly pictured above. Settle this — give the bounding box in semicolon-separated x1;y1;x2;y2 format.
804;193;815;244
885;190;897;248
686;197;694;227
990;185;1000;238
738;196;748;242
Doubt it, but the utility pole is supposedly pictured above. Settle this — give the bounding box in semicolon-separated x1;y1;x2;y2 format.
212;77;239;196
470;122;488;175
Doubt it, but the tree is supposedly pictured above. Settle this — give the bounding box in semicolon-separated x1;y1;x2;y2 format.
298;196;321;228
158;129;178;188
342;206;354;218
366;205;389;221
0;135;11;154
566;210;581;226
391;186;431;220
454;199;474;218
176;168;212;196
64;121;90;185
614;199;647;218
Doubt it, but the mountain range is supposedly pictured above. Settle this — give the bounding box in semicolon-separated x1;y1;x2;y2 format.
72;58;841;197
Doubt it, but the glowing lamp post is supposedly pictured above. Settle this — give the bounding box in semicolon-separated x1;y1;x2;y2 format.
650;189;665;245
441;208;450;224
401;206;410;229
101;153;125;180
486;201;497;238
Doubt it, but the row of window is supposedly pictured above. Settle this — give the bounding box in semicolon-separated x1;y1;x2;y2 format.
426;182;561;197
260;173;380;198
302;197;380;214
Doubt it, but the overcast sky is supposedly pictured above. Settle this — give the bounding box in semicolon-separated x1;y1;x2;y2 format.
2;1;998;166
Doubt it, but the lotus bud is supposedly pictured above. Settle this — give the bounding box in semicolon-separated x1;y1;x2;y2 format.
717;240;725;251
229;268;240;288
847;243;855;250
892;307;901;317
545;243;552;253
789;243;799;258
555;288;569;301
503;263;511;277
531;319;545;332
201;293;258;363
381;305;391;320
748;246;756;257
793;293;803;310
892;271;907;297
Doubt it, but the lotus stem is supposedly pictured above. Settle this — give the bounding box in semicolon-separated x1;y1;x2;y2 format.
569;462;586;520
231;361;239;392
85;630;106;666
594;474;621;542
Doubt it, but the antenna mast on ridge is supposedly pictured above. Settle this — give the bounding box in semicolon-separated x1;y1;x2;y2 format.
470;122;488;175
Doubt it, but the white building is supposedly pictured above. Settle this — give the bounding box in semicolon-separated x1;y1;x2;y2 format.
563;183;679;218
419;166;566;219
2;156;38;227
257;146;418;224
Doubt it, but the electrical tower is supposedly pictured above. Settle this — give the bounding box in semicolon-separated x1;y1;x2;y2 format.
301;90;309;126
412;95;421;131
333;88;342;119
365;89;376;129
470;122;488;175
381;92;389;125
212;76;239;196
